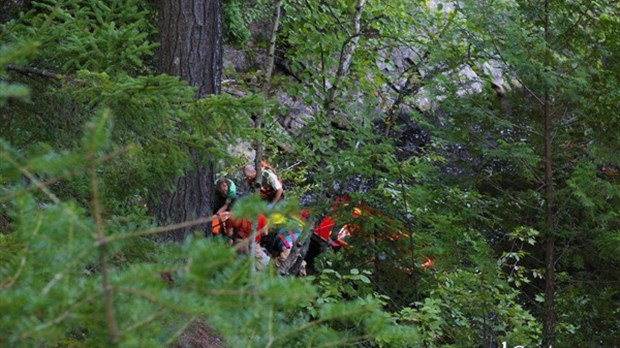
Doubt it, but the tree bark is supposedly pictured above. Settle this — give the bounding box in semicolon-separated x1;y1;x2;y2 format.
249;0;282;273
158;0;222;98
324;0;366;117
156;0;222;241
542;0;556;345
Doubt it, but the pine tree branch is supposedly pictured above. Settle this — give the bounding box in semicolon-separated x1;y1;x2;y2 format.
120;309;167;336
273;306;373;342
19;294;98;340
101;215;216;245
165;316;198;346
6;64;64;80
0;146;129;204
0;151;60;204
0;257;26;289
89;162;119;344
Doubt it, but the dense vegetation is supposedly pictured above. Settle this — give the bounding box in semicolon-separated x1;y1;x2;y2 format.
1;0;618;347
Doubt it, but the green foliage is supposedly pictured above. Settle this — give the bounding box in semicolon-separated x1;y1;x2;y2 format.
435;0;620;345
2;0;619;345
2;0;157;74
0;116;418;347
555;282;620;346
304;258;419;347
311;259;377;310
0;42;38;105
222;0;270;45
401;268;541;347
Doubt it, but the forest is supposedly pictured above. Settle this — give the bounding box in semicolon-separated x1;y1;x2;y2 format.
0;0;618;347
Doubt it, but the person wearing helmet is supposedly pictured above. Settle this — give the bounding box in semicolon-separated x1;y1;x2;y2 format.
259;213;306;276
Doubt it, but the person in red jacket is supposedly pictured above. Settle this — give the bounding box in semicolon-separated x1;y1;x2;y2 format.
229;214;270;270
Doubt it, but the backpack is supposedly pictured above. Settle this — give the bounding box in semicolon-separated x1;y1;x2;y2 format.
261;229;300;255
211;211;231;235
277;229;299;249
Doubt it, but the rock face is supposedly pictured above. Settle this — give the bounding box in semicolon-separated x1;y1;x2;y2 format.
223;46;254;73
273;89;316;134
220;1;511;166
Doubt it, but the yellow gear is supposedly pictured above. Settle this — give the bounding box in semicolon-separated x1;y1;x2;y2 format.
271;212;286;226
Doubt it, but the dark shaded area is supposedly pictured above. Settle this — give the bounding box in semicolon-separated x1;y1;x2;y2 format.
0;0;31;24
389;110;431;160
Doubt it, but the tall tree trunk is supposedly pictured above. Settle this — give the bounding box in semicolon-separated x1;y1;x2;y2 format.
249;0;281;274
156;0;222;241
542;0;556;345
542;90;555;348
324;0;366;118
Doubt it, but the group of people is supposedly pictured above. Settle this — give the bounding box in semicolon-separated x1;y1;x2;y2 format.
214;163;284;214
212;163;299;272
212;163;435;275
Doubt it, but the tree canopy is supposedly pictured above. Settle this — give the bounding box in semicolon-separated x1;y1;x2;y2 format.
1;0;618;346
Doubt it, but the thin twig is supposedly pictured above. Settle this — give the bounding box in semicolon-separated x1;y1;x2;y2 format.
0;146;129;204
397;161;417;298
20;294;98;339
324;0;366;116
117;286;256;302
266;308;275;348
164;316;197;346
488;36;544;106
0;257;26;289
6;64;64;80
0;151;60;204
314;334;374;348
120;309;167;336
282;161;303;172
0;176;63;204
89;151;119;343
273;307;372;342
322;1;351;36
101;216;215;245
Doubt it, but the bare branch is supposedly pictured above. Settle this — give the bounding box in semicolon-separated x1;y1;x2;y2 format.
88;155;119;343
0;146;129;204
0;151;60;204
6;64;64;80
0;257;26;289
165;316;198;346
102;215;216;245
324;0;366;116
120;309;167;336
